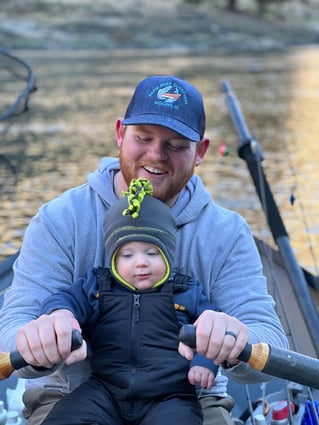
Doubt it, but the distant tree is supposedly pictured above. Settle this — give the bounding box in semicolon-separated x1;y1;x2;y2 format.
255;0;288;15
183;0;239;9
256;0;267;14
227;0;238;10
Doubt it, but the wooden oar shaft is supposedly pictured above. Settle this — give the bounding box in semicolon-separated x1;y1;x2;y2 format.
0;329;83;381
179;325;319;390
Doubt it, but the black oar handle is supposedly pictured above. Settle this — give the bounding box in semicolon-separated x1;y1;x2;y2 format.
179;324;319;390
178;324;252;362
10;329;83;370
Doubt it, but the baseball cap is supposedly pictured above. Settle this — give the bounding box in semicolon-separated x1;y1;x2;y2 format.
122;75;206;142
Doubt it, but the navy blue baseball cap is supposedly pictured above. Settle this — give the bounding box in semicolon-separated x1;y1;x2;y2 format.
122;75;206;142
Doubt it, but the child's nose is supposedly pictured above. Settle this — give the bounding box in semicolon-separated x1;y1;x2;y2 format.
135;254;148;266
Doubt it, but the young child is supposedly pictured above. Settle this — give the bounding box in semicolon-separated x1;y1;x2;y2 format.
33;178;219;425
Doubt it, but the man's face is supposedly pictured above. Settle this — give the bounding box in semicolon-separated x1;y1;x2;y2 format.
116;123;209;205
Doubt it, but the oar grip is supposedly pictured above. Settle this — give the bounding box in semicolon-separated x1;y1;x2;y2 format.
179;324;254;364
179;324;196;349
10;329;83;371
10;350;28;371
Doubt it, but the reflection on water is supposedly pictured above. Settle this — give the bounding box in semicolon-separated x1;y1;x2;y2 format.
0;47;318;274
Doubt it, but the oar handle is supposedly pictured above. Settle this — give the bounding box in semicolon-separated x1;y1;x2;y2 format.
179;324;319;390
10;329;83;371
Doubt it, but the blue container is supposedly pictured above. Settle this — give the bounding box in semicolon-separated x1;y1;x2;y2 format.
302;400;319;425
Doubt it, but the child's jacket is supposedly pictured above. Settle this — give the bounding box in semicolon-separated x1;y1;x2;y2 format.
41;267;218;401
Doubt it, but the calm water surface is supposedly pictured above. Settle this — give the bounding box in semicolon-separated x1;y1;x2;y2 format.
1;47;318;275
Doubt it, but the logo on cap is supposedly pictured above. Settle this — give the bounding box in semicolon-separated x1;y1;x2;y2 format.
149;82;188;110
157;86;181;103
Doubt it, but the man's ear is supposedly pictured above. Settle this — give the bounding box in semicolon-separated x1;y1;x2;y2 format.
195;137;210;167
115;118;125;148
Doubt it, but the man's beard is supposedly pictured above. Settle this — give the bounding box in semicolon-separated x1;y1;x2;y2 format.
119;151;195;204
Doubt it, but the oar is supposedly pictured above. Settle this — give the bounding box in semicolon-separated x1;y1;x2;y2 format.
179;324;319;390
221;80;319;354
0;329;83;380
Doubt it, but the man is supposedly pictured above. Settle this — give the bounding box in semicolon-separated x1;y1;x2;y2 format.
0;75;288;425
24;178;218;425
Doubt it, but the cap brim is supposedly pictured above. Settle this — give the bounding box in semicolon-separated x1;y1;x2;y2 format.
122;114;200;142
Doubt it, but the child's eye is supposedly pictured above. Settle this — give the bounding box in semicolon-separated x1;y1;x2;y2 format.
147;250;158;256
120;252;132;258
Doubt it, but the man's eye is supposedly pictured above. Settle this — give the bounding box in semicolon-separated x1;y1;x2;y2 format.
167;143;188;151
134;136;152;143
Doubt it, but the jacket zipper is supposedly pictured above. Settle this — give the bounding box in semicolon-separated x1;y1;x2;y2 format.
128;293;141;398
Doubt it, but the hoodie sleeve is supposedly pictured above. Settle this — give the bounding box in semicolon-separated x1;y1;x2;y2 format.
0;181;107;353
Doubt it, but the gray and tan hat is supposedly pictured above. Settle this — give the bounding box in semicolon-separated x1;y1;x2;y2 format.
103;178;176;287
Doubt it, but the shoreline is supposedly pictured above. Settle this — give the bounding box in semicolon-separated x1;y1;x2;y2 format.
1;2;319;53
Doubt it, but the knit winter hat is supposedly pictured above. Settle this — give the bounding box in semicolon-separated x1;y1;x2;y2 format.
103;178;176;288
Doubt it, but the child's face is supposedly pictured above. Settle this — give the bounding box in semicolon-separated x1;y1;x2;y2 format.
115;241;167;290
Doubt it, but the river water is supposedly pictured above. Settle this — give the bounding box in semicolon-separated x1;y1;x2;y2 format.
0;46;318;275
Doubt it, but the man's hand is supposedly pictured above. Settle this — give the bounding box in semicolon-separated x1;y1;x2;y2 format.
178;310;248;366
16;309;87;368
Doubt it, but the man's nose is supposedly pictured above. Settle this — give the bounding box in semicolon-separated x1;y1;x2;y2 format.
147;141;167;160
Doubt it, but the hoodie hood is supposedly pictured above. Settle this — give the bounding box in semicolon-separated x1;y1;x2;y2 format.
86;157;211;226
86;157;120;208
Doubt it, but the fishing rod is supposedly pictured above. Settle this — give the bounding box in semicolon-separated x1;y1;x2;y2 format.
221;80;319;357
179;324;319;391
0;329;83;380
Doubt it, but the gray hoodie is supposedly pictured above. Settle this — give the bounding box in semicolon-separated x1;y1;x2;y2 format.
0;157;288;395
